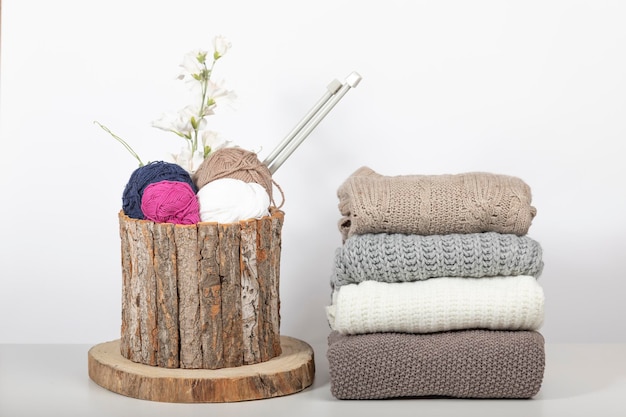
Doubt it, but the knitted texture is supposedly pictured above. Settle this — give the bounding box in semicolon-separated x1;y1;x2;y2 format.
192;147;276;204
122;161;197;220
332;232;544;288
196;178;270;223
326;276;544;334
337;166;536;241
141;180;200;225
327;330;545;399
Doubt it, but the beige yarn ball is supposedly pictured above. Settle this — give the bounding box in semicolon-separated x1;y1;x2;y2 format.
192;147;281;206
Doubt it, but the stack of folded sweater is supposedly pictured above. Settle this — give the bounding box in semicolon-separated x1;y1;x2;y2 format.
325;166;546;400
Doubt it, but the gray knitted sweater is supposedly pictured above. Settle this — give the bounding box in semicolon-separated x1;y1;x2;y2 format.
332;232;543;288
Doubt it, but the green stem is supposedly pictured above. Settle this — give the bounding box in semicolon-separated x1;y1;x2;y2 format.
94;121;145;167
192;58;217;155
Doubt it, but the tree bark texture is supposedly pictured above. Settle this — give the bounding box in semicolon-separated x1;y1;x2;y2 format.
89;336;314;403
118;209;284;369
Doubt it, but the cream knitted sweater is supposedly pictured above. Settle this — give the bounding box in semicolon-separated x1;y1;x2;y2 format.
326;276;544;334
337;167;537;241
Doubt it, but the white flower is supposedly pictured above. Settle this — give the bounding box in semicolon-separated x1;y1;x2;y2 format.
152;111;181;133
177;49;208;81
171;146;205;174
213;35;231;59
206;80;237;109
152;105;209;137
200;130;234;154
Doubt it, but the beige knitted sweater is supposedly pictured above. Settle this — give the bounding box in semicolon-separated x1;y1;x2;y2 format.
337;167;536;241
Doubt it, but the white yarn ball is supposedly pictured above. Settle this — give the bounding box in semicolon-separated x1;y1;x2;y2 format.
197;178;270;223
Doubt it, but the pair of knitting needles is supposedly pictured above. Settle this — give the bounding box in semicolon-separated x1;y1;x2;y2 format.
263;71;362;174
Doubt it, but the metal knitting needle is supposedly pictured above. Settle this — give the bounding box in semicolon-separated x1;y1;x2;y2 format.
262;78;343;169
264;71;362;174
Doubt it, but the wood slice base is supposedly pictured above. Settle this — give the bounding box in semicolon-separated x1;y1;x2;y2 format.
88;336;315;403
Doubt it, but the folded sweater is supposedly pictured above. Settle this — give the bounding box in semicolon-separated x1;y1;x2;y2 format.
326;276;544;334
337;166;536;241
332;232;543;288
327;329;545;399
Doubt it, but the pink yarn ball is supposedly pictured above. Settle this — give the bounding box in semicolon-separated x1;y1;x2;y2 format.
141;180;200;225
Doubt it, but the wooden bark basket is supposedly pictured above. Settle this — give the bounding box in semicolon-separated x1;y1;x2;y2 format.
89;207;315;402
118;208;285;369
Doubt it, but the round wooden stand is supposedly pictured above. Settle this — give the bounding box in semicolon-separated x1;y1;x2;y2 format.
88;336;315;403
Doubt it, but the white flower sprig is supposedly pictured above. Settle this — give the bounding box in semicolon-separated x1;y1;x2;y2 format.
153;35;237;172
96;35;237;173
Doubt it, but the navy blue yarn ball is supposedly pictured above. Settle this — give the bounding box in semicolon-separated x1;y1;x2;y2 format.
122;161;198;219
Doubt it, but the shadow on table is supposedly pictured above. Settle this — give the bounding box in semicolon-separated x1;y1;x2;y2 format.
533;343;626;400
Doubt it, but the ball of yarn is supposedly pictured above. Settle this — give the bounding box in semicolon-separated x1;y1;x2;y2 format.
122;161;198;219
192;147;274;201
141;180;200;225
197;178;270;223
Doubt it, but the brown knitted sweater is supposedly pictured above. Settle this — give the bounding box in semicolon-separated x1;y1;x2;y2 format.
337;167;537;241
327;329;545;399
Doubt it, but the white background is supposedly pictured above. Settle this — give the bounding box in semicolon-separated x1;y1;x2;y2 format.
1;0;625;345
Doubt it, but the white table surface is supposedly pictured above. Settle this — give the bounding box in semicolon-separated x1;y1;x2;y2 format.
1;339;625;417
